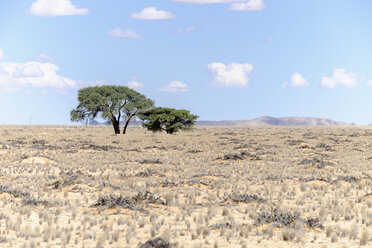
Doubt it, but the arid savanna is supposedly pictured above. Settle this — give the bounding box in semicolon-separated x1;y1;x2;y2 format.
0;125;371;247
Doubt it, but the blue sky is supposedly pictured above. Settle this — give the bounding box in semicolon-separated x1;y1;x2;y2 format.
0;0;372;124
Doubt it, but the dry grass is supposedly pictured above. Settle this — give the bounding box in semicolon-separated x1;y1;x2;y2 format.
0;125;371;247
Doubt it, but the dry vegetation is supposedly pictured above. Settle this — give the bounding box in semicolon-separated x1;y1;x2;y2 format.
0;125;371;247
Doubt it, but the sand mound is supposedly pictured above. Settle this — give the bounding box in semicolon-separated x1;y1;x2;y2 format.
21;156;56;164
0;192;14;200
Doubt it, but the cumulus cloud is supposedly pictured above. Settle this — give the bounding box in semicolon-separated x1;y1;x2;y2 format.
0;61;77;92
159;80;188;92
0;87;22;94
0;49;3;60
127;78;144;89
107;28;145;39
208;62;253;88
367;80;372;87
321;68;357;88
177;26;196;35
282;73;309;88
171;0;238;3
171;0;265;11
36;53;54;63
28;0;88;17
0;61;106;93
228;0;265;11
131;7;175;20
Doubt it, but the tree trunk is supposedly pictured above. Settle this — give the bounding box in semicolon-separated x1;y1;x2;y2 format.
166;129;174;134
112;121;120;134
122;120;130;134
123;114;136;134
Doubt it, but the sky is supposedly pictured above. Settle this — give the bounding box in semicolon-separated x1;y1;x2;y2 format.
0;0;372;125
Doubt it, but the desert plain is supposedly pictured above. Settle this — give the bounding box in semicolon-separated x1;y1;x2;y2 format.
0;125;371;247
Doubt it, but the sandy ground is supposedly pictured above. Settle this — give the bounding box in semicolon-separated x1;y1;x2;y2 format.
0;125;371;247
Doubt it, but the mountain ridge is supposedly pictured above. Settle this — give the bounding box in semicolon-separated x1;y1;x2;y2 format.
196;116;354;126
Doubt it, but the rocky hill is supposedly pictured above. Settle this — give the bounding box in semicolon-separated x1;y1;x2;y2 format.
197;116;353;126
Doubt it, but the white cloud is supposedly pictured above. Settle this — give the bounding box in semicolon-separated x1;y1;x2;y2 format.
367;80;372;87
29;0;88;17
0;61;105;93
131;7;175;20
127;78;144;89
171;0;238;3
229;0;265;11
208;62;253;88
321;68;357;88
0;61;77;91
171;0;265;11
36;53;54;63
159;80;188;92
282;73;309;88
0;49;3;60
0;87;22;94
107;28;145;39
177;26;196;35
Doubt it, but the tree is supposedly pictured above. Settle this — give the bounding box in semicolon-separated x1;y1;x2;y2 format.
138;107;198;134
70;85;154;134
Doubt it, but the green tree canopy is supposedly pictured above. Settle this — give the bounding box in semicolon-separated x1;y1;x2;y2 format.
138;107;198;134
71;85;154;134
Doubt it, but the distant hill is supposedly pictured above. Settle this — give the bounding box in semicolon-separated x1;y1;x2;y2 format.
88;120;101;125
196;116;353;126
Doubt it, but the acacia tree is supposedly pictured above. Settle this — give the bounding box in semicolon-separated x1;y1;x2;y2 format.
71;85;154;134
138;107;198;134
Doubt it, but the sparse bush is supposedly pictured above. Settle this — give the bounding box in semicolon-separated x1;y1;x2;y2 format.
229;194;265;204
139;237;171;248
256;208;300;227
